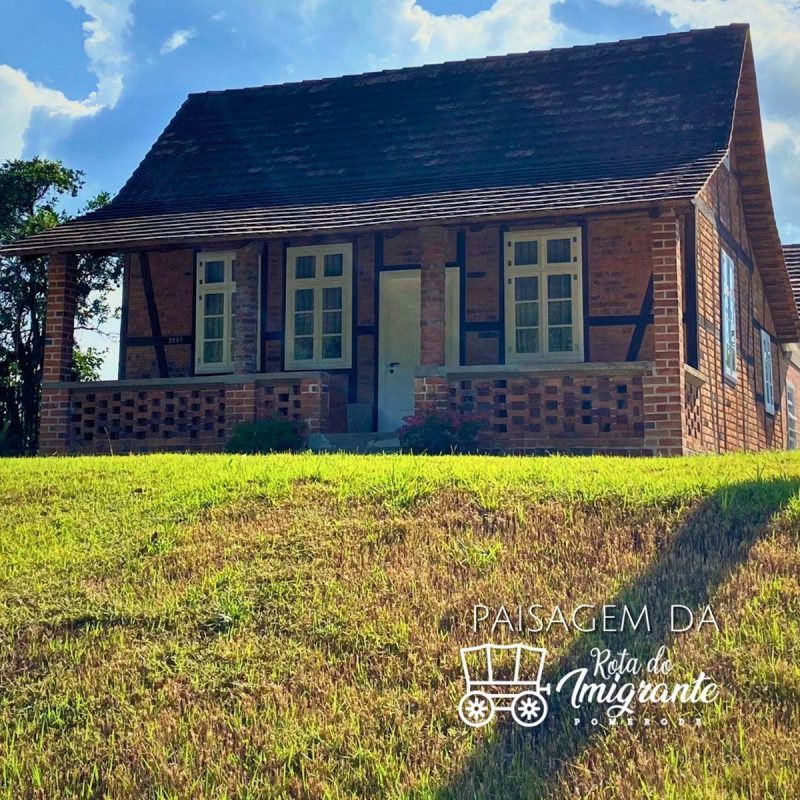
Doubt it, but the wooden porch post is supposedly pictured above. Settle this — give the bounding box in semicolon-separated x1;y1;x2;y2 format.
39;253;77;454
642;213;688;456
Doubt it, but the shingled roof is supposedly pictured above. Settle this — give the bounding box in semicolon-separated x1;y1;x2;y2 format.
3;24;749;256
784;245;800;315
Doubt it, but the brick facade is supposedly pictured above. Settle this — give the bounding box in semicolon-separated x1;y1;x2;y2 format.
42;196;799;455
691;163;790;452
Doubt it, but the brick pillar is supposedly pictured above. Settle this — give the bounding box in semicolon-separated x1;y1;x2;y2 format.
300;374;330;434
643;214;687;456
414;375;449;414
420;226;448;366
226;382;257;430
233;243;261;374
39;253;77;454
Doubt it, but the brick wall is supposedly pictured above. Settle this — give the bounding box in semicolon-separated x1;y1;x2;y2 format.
114;202;796;454
124;249;194;378
692;163;789;452
63;375;329;455
415;366;647;454
786;358;800;449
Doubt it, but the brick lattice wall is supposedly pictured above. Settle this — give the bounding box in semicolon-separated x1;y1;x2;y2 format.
416;368;647;453
64;376;327;455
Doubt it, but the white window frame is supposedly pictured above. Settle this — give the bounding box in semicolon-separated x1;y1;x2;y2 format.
503;227;584;364
195;251;236;374
788;384;797;450
760;327;775;415
285;243;352;370
721;249;737;382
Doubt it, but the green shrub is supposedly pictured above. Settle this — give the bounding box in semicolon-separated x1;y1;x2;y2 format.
398;410;483;454
224;418;303;454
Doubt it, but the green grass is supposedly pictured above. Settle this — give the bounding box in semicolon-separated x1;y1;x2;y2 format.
0;452;799;798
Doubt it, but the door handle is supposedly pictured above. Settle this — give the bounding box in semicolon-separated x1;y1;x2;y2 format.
388;361;400;374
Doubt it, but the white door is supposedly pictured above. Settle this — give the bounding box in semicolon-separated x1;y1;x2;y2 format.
378;270;421;431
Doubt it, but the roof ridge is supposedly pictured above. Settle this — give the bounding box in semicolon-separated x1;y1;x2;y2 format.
189;23;750;98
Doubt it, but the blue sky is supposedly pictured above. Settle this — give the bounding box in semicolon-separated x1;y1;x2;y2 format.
1;0;799;376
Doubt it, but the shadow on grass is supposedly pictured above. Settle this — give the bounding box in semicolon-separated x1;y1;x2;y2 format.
438;477;800;800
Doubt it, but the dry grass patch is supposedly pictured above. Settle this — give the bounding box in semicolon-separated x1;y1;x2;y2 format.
0;453;798;798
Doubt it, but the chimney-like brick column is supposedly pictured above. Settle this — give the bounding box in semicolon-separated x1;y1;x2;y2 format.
420;226;448;366
232;243;261;374
643;214;687;456
39;253;77;454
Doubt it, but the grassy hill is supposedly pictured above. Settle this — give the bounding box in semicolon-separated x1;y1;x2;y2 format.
0;453;798;799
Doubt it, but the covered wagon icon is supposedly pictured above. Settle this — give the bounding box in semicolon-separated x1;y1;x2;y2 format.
458;643;551;728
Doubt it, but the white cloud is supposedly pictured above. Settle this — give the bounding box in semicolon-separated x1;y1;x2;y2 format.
161;29;196;55
255;0;569;76
0;65;99;161
0;0;132;161
67;0;134;108
398;0;567;58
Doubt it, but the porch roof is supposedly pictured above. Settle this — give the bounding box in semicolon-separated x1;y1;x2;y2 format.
1;25;747;257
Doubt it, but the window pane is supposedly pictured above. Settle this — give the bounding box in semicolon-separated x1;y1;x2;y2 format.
203;340;223;363
295;255;316;279
204;293;224;315
324;253;344;277
516;329;539;354
515;302;538;327
515;276;538;302
547;274;572;299
514;241;538;266
204;261;225;283
323;310;342;334
549;327;573;352
546;238;572;263
322;336;342;359
204;316;224;340
548;299;572;325
322;287;342;310
722;253;737;379
294;337;313;360
295;288;314;312
295;312;313;335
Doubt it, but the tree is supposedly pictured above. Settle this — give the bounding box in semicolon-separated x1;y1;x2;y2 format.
0;158;122;454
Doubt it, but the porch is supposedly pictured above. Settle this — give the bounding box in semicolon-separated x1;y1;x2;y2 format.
38;213;693;456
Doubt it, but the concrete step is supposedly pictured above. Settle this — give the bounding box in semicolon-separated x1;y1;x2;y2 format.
307;432;401;453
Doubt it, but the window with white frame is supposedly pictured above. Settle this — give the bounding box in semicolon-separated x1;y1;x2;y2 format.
760;328;775;415
788;384;797;450
721;250;737;382
504;227;583;362
195;252;236;373
285;243;352;369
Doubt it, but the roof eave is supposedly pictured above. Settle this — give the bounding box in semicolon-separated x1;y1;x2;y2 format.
725;31;800;343
0;194;698;258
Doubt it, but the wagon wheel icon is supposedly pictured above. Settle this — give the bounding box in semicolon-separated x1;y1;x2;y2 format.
511;691;548;728
458;691;496;728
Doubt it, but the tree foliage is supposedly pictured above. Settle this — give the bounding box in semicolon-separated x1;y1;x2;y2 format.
0;158;122;454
